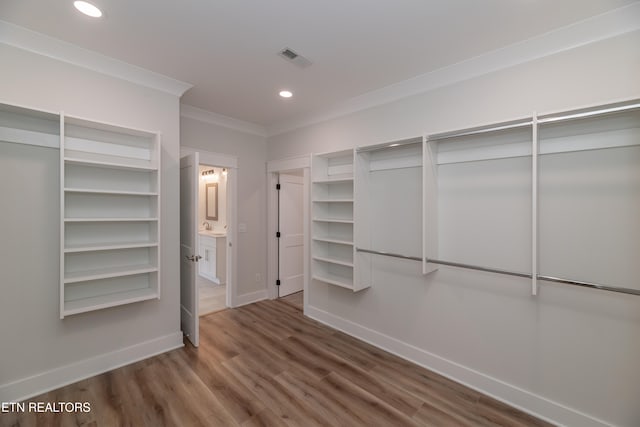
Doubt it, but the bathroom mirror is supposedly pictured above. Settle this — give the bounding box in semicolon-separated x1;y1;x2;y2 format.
206;183;218;220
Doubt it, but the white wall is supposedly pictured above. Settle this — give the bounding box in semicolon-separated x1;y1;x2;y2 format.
267;31;640;427
0;43;182;400
181;116;267;296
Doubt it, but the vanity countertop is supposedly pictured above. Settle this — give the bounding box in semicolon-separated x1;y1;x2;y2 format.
199;230;227;238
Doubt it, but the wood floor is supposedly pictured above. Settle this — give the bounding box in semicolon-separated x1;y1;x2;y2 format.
0;300;552;427
279;290;303;310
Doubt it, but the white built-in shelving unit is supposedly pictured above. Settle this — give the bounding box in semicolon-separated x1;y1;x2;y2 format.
311;150;364;291
0;102;163;318
536;103;640;293
61;115;161;318
427;99;640;296
354;139;434;289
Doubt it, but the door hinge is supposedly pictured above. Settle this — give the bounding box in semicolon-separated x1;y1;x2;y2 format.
276;231;281;238
276;183;281;190
276;279;281;286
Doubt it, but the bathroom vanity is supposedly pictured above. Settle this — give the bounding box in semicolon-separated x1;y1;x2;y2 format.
198;230;226;284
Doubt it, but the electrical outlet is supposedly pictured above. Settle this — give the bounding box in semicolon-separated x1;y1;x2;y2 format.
255;273;261;283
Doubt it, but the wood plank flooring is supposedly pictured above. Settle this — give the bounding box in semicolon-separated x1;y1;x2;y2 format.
0;300;552;427
279;290;303;310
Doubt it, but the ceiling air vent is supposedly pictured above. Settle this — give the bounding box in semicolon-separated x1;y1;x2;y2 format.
278;47;312;68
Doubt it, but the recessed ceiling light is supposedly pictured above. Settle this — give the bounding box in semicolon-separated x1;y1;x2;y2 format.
279;90;293;99
74;1;103;18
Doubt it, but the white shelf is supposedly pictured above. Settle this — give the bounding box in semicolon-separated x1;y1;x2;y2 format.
312;177;354;184
311;150;361;292
312;273;353;290
312;256;354;267
312;199;354;203
61;117;161;317
64;264;158;284
313;217;354;224
63;287;158;317
312;236;354;246
64;217;158;222
64;156;156;172
64;241;158;253
64;188;158;196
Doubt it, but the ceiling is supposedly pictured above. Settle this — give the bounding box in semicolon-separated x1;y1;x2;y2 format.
0;0;636;127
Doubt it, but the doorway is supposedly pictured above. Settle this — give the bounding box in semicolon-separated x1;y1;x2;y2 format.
180;148;237;347
197;163;229;315
267;155;310;313
278;172;304;302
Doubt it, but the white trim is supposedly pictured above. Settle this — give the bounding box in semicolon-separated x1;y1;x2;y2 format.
531;113;539;296
267;173;280;300
267;3;640;136
225;167;238;309
180;146;238;169
0;20;192;97
0;331;183;402
181;104;267;137
305;305;612;427
266;154;311;173
302;168;310;315
233;289;268;307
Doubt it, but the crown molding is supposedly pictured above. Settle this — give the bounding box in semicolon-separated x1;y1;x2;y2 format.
267;3;640;137
181;104;267;137
0;20;192;97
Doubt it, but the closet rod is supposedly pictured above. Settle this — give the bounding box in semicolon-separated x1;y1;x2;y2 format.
428;120;532;142
424;258;532;279
357;250;640;296
426;259;640;296
537;101;640;125
356;248;422;262
356;137;422;153
536;275;640;296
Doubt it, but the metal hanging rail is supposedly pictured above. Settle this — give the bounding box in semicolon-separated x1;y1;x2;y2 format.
424;258;531;279
427;119;532;142
536;275;640;296
356;248;422;262
356;137;422;153
355;248;640;296
537;101;640;124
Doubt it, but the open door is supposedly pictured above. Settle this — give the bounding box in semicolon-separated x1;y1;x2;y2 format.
180;152;199;347
278;173;304;297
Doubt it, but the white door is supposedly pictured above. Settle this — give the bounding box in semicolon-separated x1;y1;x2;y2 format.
278;173;304;297
180;152;199;347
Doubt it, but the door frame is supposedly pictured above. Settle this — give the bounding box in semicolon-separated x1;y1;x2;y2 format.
277;173;305;298
181;146;238;308
267;155;310;312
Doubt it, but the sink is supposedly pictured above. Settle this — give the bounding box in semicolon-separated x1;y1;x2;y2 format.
199;229;226;237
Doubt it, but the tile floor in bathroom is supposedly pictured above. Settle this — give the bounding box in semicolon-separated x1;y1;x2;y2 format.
198;275;226;316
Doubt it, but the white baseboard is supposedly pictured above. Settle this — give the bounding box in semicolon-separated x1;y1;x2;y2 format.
233;289;268;308
305;305;611;427
0;331;184;403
